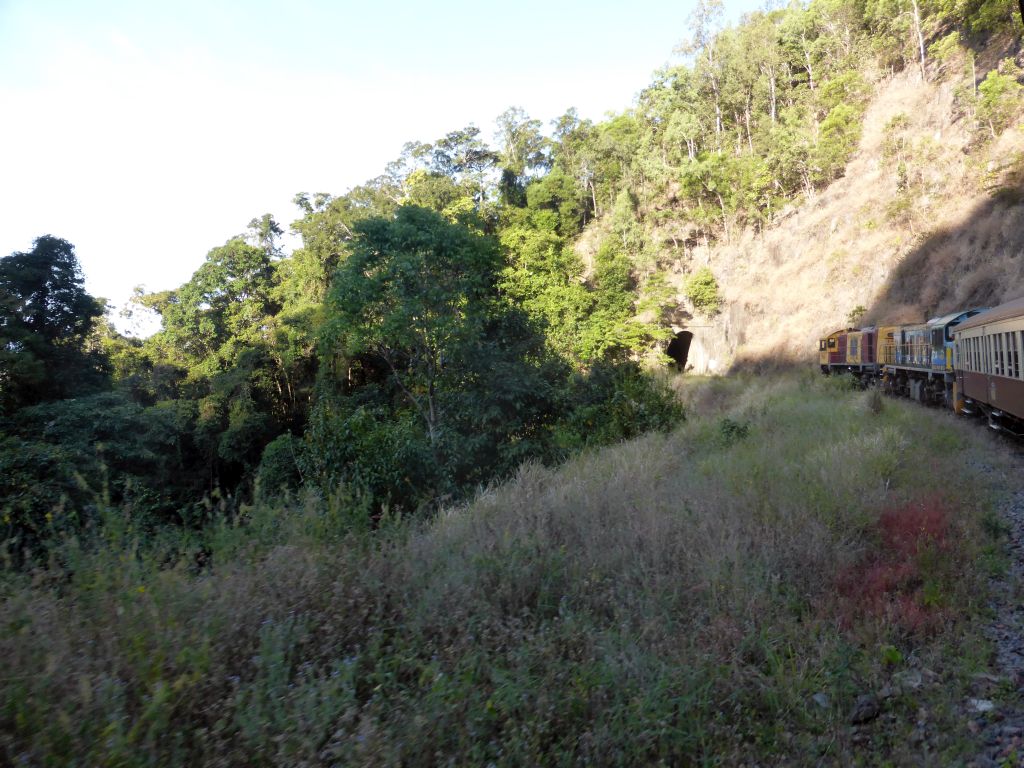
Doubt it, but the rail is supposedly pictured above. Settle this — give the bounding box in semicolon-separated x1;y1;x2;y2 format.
879;341;932;368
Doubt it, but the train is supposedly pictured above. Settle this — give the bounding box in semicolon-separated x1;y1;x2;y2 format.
819;295;1024;436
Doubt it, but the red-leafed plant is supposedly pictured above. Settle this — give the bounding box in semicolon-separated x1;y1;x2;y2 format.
836;495;956;634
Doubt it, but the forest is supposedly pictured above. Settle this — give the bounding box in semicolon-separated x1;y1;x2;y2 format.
2;0;1022;551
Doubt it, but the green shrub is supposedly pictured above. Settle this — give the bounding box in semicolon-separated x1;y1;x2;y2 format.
255;434;307;498
553;362;685;451
977;60;1023;137
685;266;722;316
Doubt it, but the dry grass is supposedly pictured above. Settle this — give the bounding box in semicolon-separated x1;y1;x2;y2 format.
0;373;1017;765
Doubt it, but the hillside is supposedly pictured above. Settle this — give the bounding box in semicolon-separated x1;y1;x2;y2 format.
652;34;1024;372
3;374;1022;764
7;4;1024;764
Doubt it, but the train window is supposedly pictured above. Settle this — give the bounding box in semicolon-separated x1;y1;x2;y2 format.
827;339;836;349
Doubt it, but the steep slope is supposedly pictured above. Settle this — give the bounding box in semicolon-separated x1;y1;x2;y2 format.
652;40;1024;371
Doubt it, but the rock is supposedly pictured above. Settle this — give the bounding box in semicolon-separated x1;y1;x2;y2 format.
851;694;881;724
971;673;1006;696
969;699;996;714
894;669;923;691
812;692;830;709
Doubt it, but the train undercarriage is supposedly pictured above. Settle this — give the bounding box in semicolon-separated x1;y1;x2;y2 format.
881;367;954;408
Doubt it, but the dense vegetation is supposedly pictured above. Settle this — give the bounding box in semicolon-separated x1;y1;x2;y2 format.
1;0;1023;762
0;375;1015;764
2;0;1020;541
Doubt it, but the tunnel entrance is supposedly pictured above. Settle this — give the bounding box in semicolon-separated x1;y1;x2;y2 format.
666;330;694;371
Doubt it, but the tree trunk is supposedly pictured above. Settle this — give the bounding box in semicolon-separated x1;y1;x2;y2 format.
707;45;724;147
911;0;927;82
717;192;728;243
803;35;815;91
744;98;754;154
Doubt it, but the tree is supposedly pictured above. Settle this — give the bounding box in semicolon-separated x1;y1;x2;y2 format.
247;213;284;259
323;205;502;446
0;236;106;411
495;107;551;205
313;204;565;509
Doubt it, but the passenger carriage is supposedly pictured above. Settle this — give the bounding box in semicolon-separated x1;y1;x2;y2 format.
952;297;1024;434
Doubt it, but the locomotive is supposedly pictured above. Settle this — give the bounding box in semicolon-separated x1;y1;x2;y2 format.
819;295;1024;435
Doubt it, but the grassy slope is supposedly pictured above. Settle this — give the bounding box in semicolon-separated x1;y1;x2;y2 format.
1;374;1019;765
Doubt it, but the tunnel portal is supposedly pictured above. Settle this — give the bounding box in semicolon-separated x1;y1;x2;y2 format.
666;330;694;371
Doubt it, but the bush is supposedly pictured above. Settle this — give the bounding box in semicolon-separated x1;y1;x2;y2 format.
553;362;685;451
255;434;307;498
977;60;1023;138
685;266;722;316
0;436;81;553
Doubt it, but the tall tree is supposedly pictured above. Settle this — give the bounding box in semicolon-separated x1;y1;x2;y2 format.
0;236;106;411
323;205;502;446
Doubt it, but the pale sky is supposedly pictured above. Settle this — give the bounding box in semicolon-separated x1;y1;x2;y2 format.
0;0;761;332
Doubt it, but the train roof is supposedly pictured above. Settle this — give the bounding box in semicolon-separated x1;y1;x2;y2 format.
927;309;979;328
954;297;1024;333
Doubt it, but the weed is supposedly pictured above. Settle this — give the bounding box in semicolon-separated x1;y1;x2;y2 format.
718;416;751;446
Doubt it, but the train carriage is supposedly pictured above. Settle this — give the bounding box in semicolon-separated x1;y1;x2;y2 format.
952;297;1024;433
819;328;856;374
883;309;984;405
877;325;899;366
819;327;878;378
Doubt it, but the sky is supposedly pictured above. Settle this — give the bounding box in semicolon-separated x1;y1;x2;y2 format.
0;0;762;333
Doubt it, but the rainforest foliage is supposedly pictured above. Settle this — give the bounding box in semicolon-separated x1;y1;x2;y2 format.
1;0;1021;546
